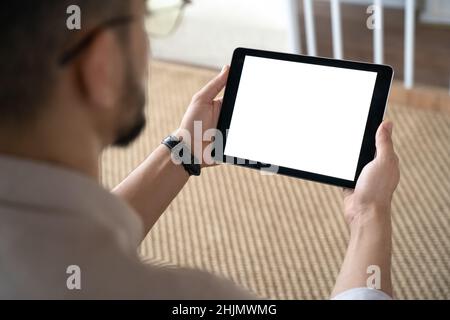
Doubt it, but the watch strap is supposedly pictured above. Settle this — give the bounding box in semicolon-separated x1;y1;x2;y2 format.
161;135;201;176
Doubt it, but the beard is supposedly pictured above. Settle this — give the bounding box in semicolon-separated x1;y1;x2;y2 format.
113;62;147;147
113;111;146;147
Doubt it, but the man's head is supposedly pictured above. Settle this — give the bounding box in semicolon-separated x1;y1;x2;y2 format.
0;0;149;147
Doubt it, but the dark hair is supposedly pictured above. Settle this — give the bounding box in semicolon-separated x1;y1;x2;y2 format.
0;1;130;125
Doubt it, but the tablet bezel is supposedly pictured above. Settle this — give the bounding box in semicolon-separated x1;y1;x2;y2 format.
215;47;394;188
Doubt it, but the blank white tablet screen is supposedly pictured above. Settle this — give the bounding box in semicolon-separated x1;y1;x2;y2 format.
224;56;378;181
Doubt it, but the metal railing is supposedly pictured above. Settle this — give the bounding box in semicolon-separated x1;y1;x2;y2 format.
287;0;417;89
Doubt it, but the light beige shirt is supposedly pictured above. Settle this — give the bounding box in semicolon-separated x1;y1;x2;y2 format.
0;155;253;299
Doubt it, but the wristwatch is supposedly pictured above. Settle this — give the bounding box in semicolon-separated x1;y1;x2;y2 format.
161;135;201;176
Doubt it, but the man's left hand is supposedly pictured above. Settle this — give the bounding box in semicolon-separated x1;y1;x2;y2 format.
176;65;230;168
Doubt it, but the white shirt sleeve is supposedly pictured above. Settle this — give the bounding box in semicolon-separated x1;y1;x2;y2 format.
331;287;392;300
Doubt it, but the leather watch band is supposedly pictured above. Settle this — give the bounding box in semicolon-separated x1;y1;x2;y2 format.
161;135;201;176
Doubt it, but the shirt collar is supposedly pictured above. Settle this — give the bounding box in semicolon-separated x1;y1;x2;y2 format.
0;154;144;251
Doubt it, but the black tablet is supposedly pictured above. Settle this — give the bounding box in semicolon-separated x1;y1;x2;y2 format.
214;47;393;188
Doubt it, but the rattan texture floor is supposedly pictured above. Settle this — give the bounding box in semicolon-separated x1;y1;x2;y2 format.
101;61;450;299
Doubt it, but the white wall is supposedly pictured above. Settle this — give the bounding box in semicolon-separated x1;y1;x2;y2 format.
150;0;291;69
150;0;450;68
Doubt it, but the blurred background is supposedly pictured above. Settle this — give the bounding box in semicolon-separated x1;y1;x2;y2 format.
102;0;450;299
151;0;450;93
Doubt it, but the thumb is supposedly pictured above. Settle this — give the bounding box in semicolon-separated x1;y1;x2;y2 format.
375;121;394;160
194;65;230;102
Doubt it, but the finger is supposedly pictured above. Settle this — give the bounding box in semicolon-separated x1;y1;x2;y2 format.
343;187;354;197
375;121;395;160
195;65;229;102
213;98;223;112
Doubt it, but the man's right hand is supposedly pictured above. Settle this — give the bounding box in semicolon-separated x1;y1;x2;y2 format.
332;121;400;298
343;121;400;227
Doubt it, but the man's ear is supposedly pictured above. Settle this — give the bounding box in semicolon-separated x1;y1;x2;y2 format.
76;30;124;110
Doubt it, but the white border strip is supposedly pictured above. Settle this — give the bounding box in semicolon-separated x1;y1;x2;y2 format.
303;0;317;56
331;0;344;59
373;0;384;64
404;0;416;89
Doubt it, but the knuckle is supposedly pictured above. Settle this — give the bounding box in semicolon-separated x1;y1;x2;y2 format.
191;92;201;102
394;154;400;164
388;155;397;164
380;153;396;165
